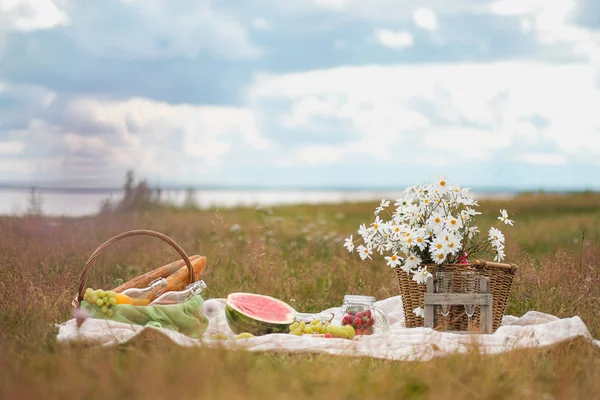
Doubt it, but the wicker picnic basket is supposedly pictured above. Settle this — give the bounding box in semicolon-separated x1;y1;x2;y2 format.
73;230;196;309
71;229;211;340
396;260;518;332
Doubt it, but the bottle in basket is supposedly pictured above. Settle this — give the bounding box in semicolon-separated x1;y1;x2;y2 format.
149;280;207;306
120;278;168;305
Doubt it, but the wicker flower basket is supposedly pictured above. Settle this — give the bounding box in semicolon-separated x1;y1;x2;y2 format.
396;259;518;332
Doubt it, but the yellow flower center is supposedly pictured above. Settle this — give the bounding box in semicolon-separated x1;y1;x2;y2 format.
374;224;378;229
450;220;456;225
438;253;444;259
440;180;446;186
394;227;400;232
417;237;423;243
436;243;442;249
435;217;441;223
391;255;397;261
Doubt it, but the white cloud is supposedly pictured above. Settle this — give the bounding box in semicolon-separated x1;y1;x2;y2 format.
423;128;512;160
249;62;600;166
0;0;69;33
63;134;107;155
64;0;261;59
7;96;271;182
490;0;600;63
0;141;25;155
251;17;270;30
517;152;568;166
311;0;348;10
374;29;414;49
0;158;34;175
305;0;485;21
413;8;438;30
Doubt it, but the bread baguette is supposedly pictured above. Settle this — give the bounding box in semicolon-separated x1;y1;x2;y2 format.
112;255;201;293
164;256;208;293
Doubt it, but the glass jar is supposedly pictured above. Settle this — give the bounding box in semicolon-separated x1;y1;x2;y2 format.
340;295;389;335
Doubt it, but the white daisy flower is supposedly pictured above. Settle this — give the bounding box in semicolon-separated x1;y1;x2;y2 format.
412;267;432;284
405;204;420;224
467;226;479;239
374;199;390;215
357;245;372;260
433;249;447;264
420;196;433;208
427;214;445;231
413;307;425;318
385;253;402;268
390;223;403;238
400;227;416;247
488;227;505;247
436;176;448;190
498;209;514;226
494;247;506;262
429;235;447;254
358;223;369;237
372;216;384;232
445;214;462;230
413;228;429;251
404;253;421;270
444;233;460;255
344;235;354;252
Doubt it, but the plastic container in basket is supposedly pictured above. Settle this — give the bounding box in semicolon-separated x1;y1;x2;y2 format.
396;259;518;333
72;230;209;339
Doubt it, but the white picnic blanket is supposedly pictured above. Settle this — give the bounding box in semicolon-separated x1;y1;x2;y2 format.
57;296;599;361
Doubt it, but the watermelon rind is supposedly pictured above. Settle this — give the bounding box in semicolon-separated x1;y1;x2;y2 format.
225;293;296;336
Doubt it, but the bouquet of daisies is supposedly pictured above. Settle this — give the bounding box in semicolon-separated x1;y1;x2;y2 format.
344;177;514;285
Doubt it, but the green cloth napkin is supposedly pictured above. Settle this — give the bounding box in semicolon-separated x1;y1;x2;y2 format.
81;295;208;339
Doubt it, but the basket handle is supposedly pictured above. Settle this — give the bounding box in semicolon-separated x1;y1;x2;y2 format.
472;259;518;271
75;230;194;306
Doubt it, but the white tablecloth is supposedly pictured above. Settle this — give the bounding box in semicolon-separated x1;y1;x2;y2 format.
57;296;599;361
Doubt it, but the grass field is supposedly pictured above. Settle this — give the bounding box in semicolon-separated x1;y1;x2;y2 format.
1;192;600;399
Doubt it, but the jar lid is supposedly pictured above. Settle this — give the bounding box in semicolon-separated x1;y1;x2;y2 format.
343;295;376;304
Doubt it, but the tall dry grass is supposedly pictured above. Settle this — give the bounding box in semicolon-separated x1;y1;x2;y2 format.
1;192;599;399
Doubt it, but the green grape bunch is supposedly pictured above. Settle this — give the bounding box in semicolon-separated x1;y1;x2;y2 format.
288;319;329;336
288;319;355;339
83;288;117;318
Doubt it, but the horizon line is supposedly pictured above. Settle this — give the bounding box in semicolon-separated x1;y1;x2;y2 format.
0;183;598;193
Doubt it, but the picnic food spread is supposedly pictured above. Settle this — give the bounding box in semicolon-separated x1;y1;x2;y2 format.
70;176;522;344
75;250;382;341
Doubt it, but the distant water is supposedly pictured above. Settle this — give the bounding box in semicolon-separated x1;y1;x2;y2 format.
0;188;516;217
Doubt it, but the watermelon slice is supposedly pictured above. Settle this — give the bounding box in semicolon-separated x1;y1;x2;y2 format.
225;293;297;336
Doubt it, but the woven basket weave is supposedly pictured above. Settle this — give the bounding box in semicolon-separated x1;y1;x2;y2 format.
396;260;518;332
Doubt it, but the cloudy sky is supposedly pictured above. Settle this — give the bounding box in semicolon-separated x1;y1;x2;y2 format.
0;0;599;190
